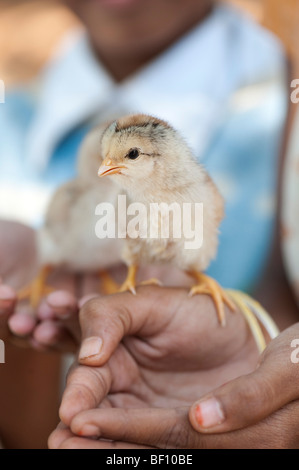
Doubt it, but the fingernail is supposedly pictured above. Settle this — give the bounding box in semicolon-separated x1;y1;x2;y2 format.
47;292;77;319
55;310;72;320
8;312;36;337
0;285;15;300
79;337;103;360
195;398;225;428
0;285;16;311
78;424;99;437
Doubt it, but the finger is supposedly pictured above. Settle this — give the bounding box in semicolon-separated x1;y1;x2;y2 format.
66;402;299;449
60;341;139;426
8;292;37;337
48;422;74;449
0;284;17;325
44;291;78;319
189;326;299;434
37;290;78;321
59;362;112;426
70;407;194;448
44;290;81;343
70;406;294;450
8;311;37;337
58;437;151;449
79;273;102;297
78;294;99;309
37;290;82;349
78;286;186;366
32;320;77;353
36;300;56;320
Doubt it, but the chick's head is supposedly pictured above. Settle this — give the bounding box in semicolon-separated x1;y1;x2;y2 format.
98;114;184;191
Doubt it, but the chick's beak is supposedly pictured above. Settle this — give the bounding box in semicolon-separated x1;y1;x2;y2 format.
98;159;126;177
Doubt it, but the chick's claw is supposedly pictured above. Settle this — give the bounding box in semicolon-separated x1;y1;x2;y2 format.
188;272;236;327
118;265;138;295
119;265;163;295
119;280;137;295
119;277;162;296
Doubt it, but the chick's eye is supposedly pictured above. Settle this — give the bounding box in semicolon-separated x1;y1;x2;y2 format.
127;148;140;160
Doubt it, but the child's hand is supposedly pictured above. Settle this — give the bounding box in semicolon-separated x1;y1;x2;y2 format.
0;219;89;350
0;283;17;341
52;324;299;449
48;285;260;448
0;220;37;341
28;264;193;351
9;263;193;352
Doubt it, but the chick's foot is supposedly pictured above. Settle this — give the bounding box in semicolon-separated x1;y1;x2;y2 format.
119;265;138;295
98;270;120;295
18;265;54;309
188;272;236;327
139;278;163;287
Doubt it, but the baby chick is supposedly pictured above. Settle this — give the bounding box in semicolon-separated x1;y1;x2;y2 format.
97;114;235;326
18;125;123;308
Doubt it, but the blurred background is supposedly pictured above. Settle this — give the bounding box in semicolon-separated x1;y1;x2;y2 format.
0;0;299;87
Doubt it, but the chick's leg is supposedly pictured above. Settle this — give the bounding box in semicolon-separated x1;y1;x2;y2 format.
119;265;138;295
188;271;236;327
98;271;120;295
18;265;54;309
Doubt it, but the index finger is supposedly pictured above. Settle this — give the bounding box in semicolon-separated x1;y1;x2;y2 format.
0;284;17;337
78;286;188;367
59;361;112;425
59;340;140;425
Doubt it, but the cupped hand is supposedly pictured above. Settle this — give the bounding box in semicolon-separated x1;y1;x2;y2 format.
49;285;260;448
52;322;299;449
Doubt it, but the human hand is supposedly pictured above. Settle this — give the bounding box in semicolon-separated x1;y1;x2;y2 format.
0;220;36;341
53;322;299;449
0;217;193;351
0;219;97;350
48;285;260;448
9;272;102;352
13;264;194;352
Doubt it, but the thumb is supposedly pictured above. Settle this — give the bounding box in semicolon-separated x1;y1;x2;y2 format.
189;327;299;433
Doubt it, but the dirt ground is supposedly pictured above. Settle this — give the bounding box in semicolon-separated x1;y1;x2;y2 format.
0;0;298;86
